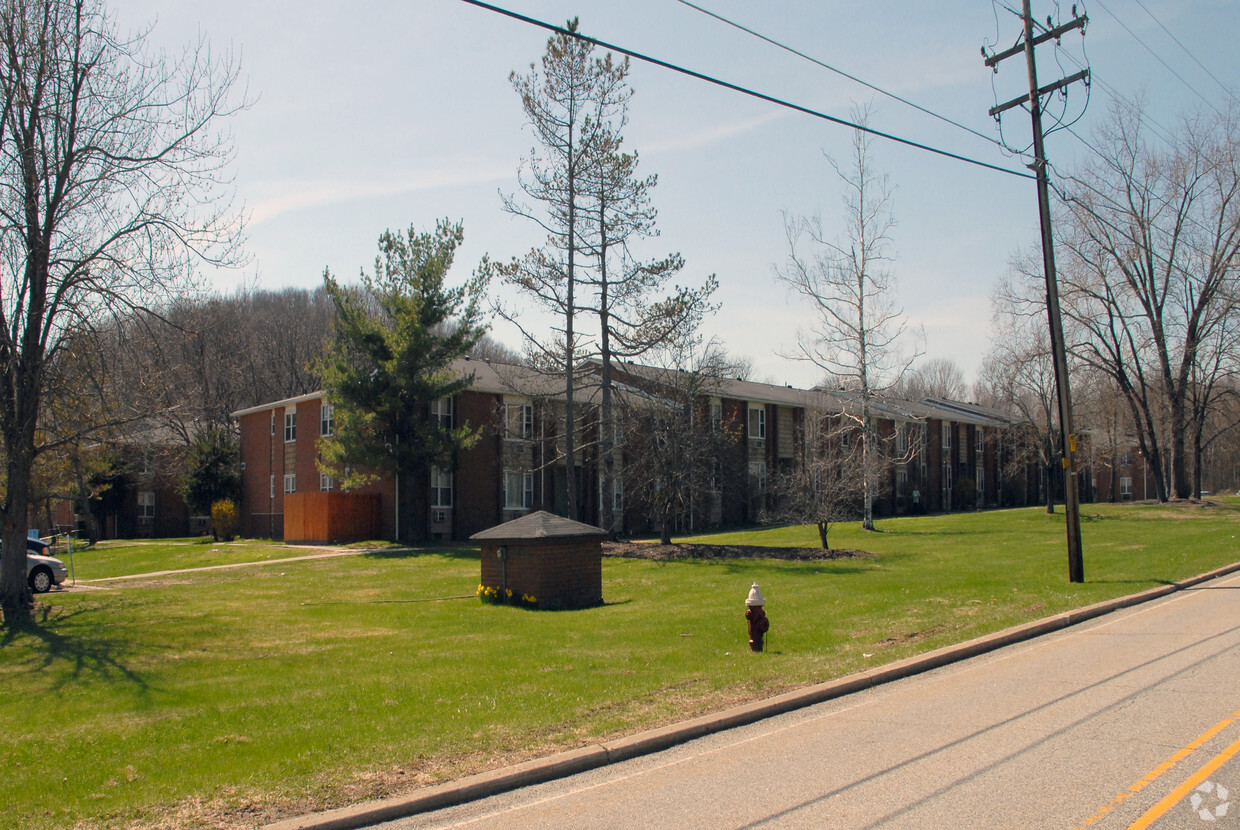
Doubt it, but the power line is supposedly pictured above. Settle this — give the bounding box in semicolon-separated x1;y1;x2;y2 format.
1128;0;1240;109
672;0;1008;153
1090;0;1222;117
458;0;1034;180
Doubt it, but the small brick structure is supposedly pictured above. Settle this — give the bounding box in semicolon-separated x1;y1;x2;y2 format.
471;511;607;610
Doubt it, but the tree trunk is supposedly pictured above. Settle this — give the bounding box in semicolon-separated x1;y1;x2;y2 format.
817;521;829;550
1;447;37;626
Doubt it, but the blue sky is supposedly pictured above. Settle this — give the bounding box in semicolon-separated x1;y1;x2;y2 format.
112;0;1240;389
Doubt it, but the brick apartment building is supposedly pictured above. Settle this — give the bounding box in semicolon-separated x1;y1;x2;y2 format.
232;355;1057;544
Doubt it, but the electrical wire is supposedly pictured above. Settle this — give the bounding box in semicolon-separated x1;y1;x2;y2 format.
1129;0;1240;109
672;0;1007;152
458;0;1034;180
1090;0;1222;117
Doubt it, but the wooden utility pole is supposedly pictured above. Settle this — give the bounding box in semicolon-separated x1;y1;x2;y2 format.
985;1;1089;583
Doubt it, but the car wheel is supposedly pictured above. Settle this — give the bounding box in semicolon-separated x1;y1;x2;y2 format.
29;566;53;594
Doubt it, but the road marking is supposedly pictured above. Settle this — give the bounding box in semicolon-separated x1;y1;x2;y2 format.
1073;710;1240;828
1127;733;1240;829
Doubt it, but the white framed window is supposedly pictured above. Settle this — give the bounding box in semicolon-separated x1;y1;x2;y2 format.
270;475;275;498
1120;476;1133;499
710;399;723;432
976;465;984;498
942;421;952;451
505;401;533;440
284;473;296;494
320;472;334;492
505;470;534;510
284;410;297;443
895;425;908;455
943;462;953;491
612;477;623;511
137;491;155;520
750;461;767;493
320;403;334;437
431;466;453;508
432;397;453;431
749;405;766;439
897;466;908;487
975;427;984;454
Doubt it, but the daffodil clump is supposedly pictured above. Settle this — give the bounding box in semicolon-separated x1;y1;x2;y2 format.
477;584;538;609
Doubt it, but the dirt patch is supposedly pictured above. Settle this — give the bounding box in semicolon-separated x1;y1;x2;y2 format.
603;541;874;561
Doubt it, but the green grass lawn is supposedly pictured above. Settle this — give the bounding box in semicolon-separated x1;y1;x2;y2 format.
4;501;1239;829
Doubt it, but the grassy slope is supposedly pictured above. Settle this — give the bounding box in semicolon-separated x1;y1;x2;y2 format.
4;501;1238;828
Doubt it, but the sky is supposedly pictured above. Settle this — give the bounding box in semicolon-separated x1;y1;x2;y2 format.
110;0;1240;390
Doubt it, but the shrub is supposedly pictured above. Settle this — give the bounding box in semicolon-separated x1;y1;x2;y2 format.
211;499;239;542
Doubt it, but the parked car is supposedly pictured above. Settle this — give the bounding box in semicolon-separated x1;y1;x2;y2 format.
0;537;68;593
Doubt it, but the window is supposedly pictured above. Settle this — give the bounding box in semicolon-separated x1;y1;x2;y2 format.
975;428;984;454
284;474;296;494
270;475;275;498
137;491;155;521
750;461;767;493
612;477;623;512
506;402;533;440
895;425;908;455
505;471;534;510
749;406;766;439
1121;450;1133;466
942;421;952;451
320;403;334;437
432;397;453;431
976;465;984;498
710;399;723;432
320;472;334;492
1120;476;1133;500
897;466;908;488
842;430;852;449
431;466;453;508
943;462;953;491
284;410;297;442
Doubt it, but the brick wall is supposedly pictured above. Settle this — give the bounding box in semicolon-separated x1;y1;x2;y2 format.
478;538;603;610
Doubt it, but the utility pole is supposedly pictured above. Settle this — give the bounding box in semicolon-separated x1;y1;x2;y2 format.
985;1;1089;583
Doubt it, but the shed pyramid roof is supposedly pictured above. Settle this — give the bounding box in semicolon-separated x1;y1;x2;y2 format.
469;510;609;542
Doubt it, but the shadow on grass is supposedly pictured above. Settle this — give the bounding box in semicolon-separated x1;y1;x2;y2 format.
1;606;149;692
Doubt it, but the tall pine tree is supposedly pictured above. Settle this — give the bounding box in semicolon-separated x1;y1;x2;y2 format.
316;220;490;542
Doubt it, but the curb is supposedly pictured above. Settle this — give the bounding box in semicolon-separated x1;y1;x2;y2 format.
265;560;1240;830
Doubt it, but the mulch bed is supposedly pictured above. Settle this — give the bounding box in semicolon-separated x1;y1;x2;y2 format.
602;541;873;561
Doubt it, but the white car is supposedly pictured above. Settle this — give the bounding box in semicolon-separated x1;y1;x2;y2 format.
18;538;68;593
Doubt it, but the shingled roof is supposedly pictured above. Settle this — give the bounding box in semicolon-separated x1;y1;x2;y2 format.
469;510;609;542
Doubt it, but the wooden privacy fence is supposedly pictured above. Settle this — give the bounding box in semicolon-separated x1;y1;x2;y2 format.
284;492;382;544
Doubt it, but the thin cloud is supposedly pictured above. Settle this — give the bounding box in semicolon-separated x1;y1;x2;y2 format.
643;110;788;154
247;160;513;225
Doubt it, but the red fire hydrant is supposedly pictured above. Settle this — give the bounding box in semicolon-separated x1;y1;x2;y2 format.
745;582;769;652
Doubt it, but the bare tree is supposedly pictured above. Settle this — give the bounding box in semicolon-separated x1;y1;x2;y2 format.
777;109;916;531
901;357;967;401
770;405;864;549
984;274;1062;513
616;336;741;544
1056;101;1240;501
0;0;245;624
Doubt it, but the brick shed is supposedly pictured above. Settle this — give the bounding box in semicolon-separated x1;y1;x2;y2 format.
471;511;607;610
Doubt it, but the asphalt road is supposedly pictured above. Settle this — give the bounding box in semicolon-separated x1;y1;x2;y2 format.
374;570;1240;830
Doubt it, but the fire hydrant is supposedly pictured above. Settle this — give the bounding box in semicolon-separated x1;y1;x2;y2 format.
745;582;769;652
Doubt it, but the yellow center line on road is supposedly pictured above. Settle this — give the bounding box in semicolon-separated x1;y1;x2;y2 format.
1127;733;1240;828
1073;710;1240;829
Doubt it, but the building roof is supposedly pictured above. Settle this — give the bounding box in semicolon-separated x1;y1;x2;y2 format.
469;510;609;542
